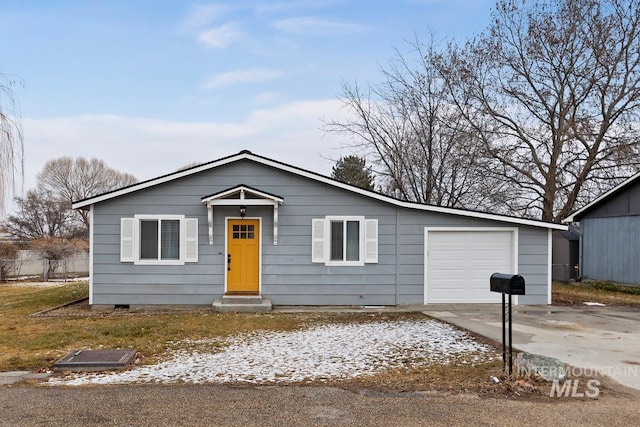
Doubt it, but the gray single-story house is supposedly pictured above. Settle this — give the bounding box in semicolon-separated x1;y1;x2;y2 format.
72;150;566;307
565;171;640;284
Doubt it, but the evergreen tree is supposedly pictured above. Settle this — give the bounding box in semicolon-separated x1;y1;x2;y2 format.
331;155;375;191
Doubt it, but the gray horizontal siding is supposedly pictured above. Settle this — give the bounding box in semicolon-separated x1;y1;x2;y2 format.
90;159;551;306
517;227;549;304
264;284;394;295
395;210;550;305
94;295;218;306
271;295;393;306
262;271;395;285
95;284;221;294
92;160;398;306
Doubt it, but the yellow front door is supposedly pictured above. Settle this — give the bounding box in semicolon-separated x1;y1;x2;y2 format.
226;219;260;294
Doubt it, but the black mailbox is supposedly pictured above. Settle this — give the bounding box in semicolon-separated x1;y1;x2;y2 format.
490;273;525;295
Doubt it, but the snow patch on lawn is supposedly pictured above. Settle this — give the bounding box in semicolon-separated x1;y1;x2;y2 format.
49;319;497;386
583;302;606;306
6;278;88;288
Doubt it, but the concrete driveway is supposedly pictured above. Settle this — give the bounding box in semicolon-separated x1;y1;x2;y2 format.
425;304;640;390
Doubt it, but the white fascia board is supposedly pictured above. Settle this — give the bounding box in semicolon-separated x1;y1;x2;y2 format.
72;153;251;209
252;156;567;229
402;202;568;230
201;185;284;204
72;151;566;231
207;199;278;206
257;156;566;230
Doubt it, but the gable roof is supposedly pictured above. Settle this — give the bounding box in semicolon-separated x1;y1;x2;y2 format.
564;171;640;222
201;184;284;205
72;150;566;231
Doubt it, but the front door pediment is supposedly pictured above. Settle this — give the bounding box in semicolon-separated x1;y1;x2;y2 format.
201;185;284;245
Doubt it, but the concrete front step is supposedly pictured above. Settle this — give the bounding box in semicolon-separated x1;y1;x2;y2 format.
212;297;272;312
218;296;264;305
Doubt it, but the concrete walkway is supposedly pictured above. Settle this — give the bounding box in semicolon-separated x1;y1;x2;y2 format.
424;304;640;391
0;371;51;386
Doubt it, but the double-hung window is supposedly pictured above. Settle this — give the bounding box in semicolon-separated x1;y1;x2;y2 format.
330;218;361;262
312;216;378;266
140;219;181;261
120;215;198;265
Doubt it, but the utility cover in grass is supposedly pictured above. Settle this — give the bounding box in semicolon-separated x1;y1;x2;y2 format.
48;319;498;386
53;349;137;372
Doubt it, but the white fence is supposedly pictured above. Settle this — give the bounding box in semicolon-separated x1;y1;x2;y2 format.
0;250;89;281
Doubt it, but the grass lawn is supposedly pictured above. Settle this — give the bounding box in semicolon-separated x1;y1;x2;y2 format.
553;281;640;307
0;281;338;372
0;280;509;394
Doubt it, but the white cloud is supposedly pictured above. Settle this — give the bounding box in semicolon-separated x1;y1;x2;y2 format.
20;99;354;193
271;16;369;36
253;91;281;105
204;68;285;88
197;23;242;48
253;0;344;14
408;0;470;3
180;3;229;30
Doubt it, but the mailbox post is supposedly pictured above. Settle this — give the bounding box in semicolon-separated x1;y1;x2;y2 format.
490;273;525;377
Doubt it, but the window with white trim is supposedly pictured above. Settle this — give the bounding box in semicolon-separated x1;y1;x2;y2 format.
311;216;378;266
120;215;198;265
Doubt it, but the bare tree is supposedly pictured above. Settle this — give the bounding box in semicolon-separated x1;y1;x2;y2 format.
0;74;23;213
0;241;19;280
5;189;88;279
442;0;640;221
37;157;137;229
4;190;80;241
30;237;88;279
325;38;504;210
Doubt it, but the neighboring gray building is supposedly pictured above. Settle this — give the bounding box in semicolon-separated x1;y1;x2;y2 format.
73;150;565;307
551;227;580;282
566;171;640;285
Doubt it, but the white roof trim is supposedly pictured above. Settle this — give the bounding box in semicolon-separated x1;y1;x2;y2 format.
201;185;284;204
564;170;640;222
201;184;283;246
72;154;246;209
72;151;566;231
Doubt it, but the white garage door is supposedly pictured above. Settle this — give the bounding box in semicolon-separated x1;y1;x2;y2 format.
425;229;516;303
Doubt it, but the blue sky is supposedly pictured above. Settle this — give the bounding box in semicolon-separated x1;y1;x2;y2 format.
1;0;494;196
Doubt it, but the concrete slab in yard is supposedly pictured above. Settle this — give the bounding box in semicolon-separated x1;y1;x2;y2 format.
53;349;136;372
0;371;31;386
0;371;52;385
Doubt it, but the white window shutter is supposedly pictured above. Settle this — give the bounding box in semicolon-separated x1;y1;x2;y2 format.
311;218;326;263
185;218;199;262
120;218;135;262
364;219;378;263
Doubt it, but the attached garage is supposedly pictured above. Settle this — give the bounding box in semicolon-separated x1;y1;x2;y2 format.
424;228;517;303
